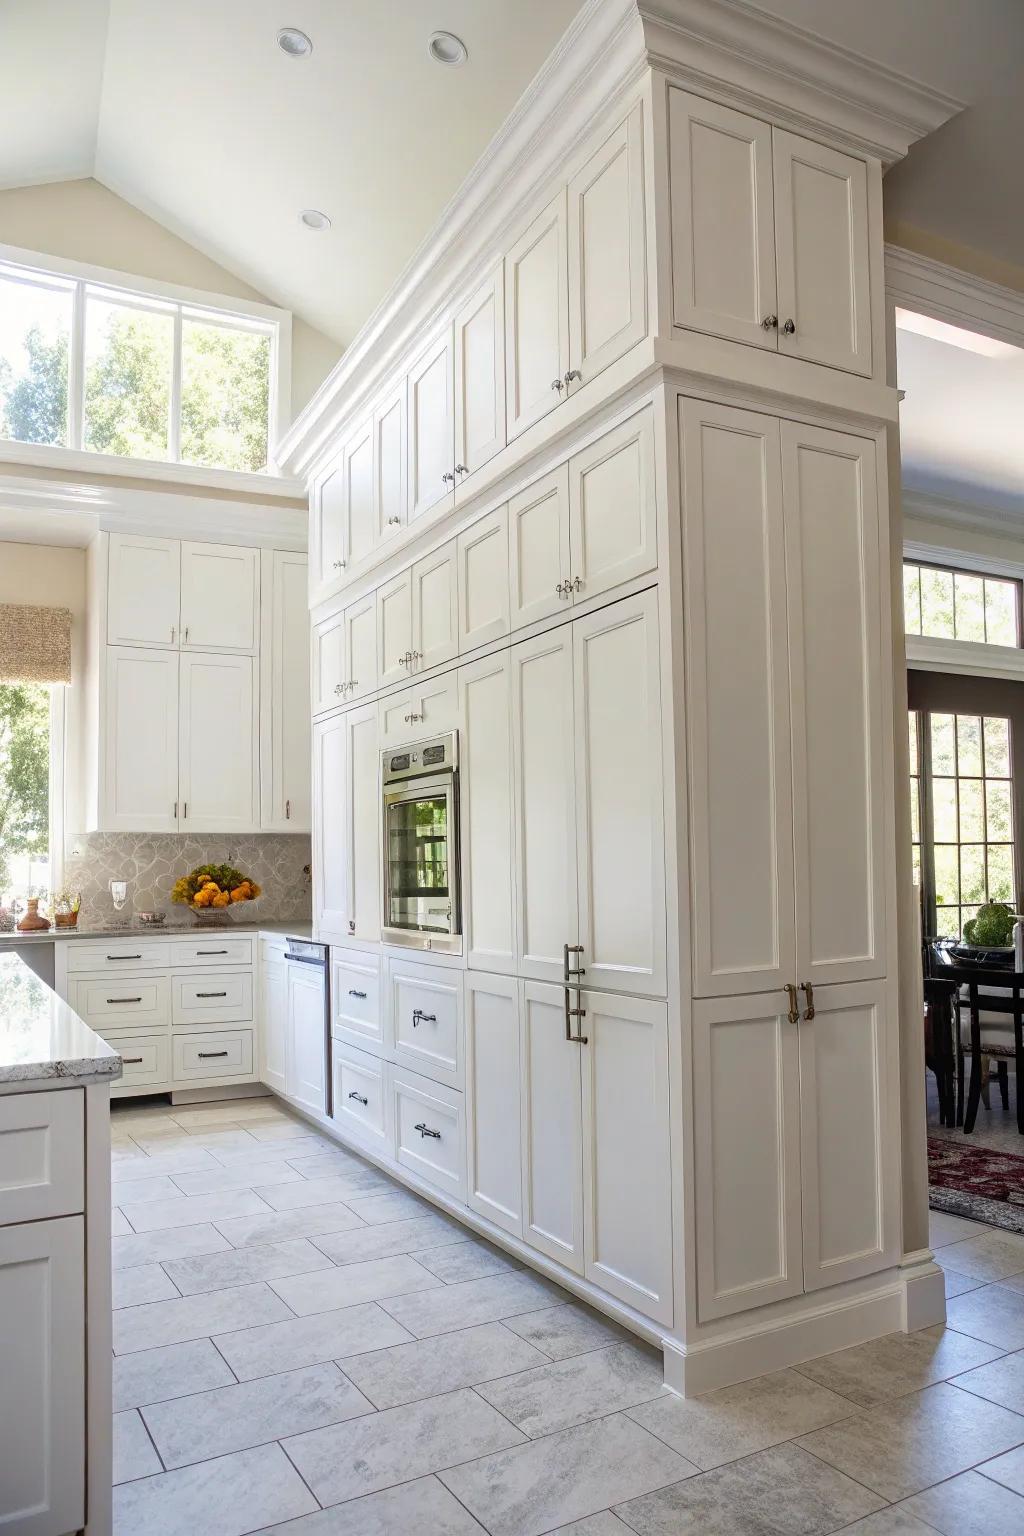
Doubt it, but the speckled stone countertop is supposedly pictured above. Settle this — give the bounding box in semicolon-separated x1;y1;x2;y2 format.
0;918;315;946
0;952;122;1086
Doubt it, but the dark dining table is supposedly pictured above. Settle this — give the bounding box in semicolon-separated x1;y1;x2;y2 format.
927;940;1024;1134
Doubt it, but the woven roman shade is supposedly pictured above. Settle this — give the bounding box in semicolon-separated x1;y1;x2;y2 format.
0;604;72;685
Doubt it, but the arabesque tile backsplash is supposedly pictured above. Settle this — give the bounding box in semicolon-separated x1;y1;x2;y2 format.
63;833;312;926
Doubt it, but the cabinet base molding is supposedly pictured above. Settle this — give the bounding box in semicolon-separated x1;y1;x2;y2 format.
168;1083;272;1106
899;1251;947;1333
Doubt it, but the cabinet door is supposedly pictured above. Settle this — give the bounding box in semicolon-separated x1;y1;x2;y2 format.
693;993;802;1321
103;646;180;832
568;407;656;603
573;591;665;996
313;712;348;939
466;972;522;1238
345;701;381;944
405;671;459;741
344;591;379;702
378;569;414;688
412;542;458;673
107;532;180;648
773;131;872;376
261;551;311;830
508;464;570;631
458;504;510;652
461;650;516;974
505;192;569;440
180;542;259;652
782;424;885;984
312;607;346;716
567;106;646;385
581;993;672;1323
311;453;347;593
179;652;258;832
512;625;578;983
288;962;326;1114
668;89;778;348
408;329;454;521
0;1215;84;1536
374;381;407;544
680;399;796;997
342;418;376;569
520;980;584;1273
798;979;895;1291
260;957;289;1095
454;268;506;479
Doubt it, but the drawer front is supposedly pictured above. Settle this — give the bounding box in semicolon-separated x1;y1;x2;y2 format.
68;974;169;1032
390;959;463;1086
172;1030;254;1082
173;971;254;1025
63;939;170;974
332;952;385;1052
332;1042;389;1151
171;937;255;968
104;1033;170;1092
392;1068;466;1200
0;1089;84;1225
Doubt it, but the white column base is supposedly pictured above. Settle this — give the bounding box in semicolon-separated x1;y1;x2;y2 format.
899;1248;946;1332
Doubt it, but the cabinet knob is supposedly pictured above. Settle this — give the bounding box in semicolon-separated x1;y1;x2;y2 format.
782;318;796;335
332;560;346;570
761;314;778;330
454;463;468;475
550;378;564;393
334;682;344;694
387;516;401;525
564;369;582;387
442;471;455;484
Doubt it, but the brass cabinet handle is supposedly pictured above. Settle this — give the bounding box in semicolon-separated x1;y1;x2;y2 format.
801;981;815;1021
123;1057;144;1065
784;983;799;1024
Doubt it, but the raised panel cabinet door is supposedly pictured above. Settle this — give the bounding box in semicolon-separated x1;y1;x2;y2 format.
573;591;666;997
344;591;379;702
312;712;348;939
693;994;802;1321
668;89;778;349
505;191;569;440
679;398;797;997
520;980;584;1273
458;504;510;652
374;381;407;543
772;130;872;376
798;979;895;1291
782;424;885;985
378;568;415;688
511;625;578;983
343;418;376;569
180;542;259;651
454;267;506;480
0;1216;85;1536
259;959;289;1095
580;993;672;1324
460;650;516;974
103;646;180;832
508;464;570;630
261;551;311;830
412;542;458;673
288;962;326;1113
408;328;454;521
568;406;657;603
345;701;381;944
178;652;258;832
312;452;347;592
466;972;523;1237
311;607;346;716
107;532;180;647
568;105;646;386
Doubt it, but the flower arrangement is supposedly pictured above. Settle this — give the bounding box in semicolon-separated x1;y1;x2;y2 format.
171;864;262;913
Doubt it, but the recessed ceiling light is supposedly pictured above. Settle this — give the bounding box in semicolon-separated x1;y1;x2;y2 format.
277;27;313;57
894;307;1017;359
428;30;468;66
299;209;331;232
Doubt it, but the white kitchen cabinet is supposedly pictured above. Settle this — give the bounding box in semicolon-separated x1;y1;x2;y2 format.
261;550;311;830
458;504;510;653
0;1215;85;1536
379;670;460;749
411;542;458;673
332;951;385;1054
103;646;180;832
310;449;348;598
180;541;259;652
311;606;347;716
378;568;415;688
374;381;407;544
344;590;379;702
505;192;569;440
568;407;656;603
460;650;516;974
508;464;570;630
178;652;258;832
312;711;348;940
107;532;180;648
520;979;584;1273
259;953;289;1096
454;267;506;481
341;417;376;570
288;960;327;1115
465;972;522;1237
408;329;454;522
345;701;381;945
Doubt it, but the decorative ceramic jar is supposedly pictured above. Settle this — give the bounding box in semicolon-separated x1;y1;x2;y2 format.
17;897;51;932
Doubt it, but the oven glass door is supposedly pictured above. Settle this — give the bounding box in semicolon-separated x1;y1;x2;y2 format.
384;774;457;937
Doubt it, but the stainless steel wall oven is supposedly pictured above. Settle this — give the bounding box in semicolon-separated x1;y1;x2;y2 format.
382;732;461;952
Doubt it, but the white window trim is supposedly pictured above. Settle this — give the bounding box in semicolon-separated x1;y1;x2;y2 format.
49;686;66;898
0;240;293;486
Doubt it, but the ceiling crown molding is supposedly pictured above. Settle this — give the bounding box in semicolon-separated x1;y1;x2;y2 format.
902;486;1024;543
885;244;1024;348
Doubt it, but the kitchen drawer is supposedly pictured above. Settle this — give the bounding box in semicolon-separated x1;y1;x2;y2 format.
63;939;170;974
332;951;385;1053
68;973;169;1032
172;971;253;1025
392;1066;466;1201
332;1041;389;1154
389;957;463;1087
172;1030;254;1082
171;936;254;968
104;1033;170;1093
0;1090;83;1225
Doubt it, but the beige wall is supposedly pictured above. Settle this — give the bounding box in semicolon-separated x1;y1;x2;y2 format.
887;220;1024;298
0;178;341;417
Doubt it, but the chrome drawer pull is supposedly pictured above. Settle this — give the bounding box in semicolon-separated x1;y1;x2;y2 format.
123;1056;143;1065
348;1090;369;1105
411;1008;436;1028
198;1050;229;1059
107;996;142;1004
348;989;368;999
107;954;142;960
196;991;228;998
414;1122;441;1139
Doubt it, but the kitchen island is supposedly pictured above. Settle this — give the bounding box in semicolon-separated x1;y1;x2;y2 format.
0;951;121;1536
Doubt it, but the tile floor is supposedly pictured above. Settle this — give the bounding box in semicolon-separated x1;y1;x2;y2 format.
109;1097;1024;1536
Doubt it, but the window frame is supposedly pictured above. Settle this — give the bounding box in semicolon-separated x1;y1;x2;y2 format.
0;683;65;909
903;556;1023;648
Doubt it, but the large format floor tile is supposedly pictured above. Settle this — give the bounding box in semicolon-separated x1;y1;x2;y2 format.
380;1269;566;1337
476;1343;666;1438
167;1159;306;1196
982;1443;1024;1494
213;1300;413;1380
901;1467;1024;1535
112;1443;317;1536
112;1174;182;1206
952;1347;1024;1413
254;1170;392;1210
113;1262;180;1309
946;1284;1024;1348
310;1213;464;1265
344;1189;436;1224
213;1202;366;1248
161;1237;334;1295
113;1409;162;1484
113;1338;236;1412
113;1281;291;1354
118;1189;272;1233
267;1252;441;1313
793;1327;1004;1406
936;1230;1024;1283
503;1303;634;1359
339;1321;548;1409
412;1238;522;1284
255;1475;488;1535
112;1222;232;1269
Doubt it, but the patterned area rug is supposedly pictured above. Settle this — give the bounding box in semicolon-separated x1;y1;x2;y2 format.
929;1135;1024;1234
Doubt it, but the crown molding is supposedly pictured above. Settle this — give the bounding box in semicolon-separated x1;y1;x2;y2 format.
902;487;1024;544
885;245;1024;348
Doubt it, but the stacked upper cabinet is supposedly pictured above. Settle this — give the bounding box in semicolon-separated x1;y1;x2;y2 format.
668;89;873;376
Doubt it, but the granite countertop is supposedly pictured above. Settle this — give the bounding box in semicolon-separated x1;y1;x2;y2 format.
0;918;314;946
0;952;122;1086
